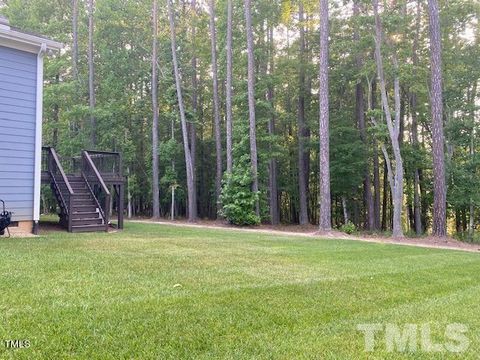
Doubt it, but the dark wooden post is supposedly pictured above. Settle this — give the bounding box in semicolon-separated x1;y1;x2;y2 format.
118;184;124;229
118;152;124;229
68;194;73;232
104;193;110;232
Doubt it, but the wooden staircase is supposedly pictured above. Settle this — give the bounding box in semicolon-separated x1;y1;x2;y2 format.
63;175;105;232
42;147;124;233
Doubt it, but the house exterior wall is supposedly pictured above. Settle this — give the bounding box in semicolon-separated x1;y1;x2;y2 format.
0;45;37;222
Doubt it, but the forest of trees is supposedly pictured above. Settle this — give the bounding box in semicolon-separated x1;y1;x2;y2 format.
1;0;479;238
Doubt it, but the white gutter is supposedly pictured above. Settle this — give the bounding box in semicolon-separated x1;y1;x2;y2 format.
32;43;46;233
0;16;62;53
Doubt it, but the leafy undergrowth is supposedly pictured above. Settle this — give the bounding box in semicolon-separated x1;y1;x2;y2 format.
454;232;480;245
0;222;479;359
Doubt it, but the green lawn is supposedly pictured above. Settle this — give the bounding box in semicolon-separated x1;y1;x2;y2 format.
0;222;479;359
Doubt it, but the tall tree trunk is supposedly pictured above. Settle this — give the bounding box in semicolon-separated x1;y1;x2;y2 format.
267;25;279;225
428;0;447;237
268;119;279;225
468;84;477;238
358;80;372;230
342;197;349;224
244;0;260;216
171;119;176;220
190;0;198;220
226;0;233;174
372;139;381;230
88;0;96;147
382;161;388;231
399;97;405;146
168;0;197;222
369;77;387;232
127;168;132;218
318;0;331;231
209;0;222;213
52;74;59;147
353;0;373;230
469;202;475;239
72;0;79;81
407;195;415;232
305;13;314;224
410;0;423;235
462;208;467;233
455;208;461;234
151;0;160;219
370;79;381;231
372;0;404;237
171;186;175;220
297;2;308;225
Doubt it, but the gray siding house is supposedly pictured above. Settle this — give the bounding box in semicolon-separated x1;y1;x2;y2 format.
0;15;62;233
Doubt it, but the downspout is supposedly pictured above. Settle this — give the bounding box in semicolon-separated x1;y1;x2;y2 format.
32;43;46;235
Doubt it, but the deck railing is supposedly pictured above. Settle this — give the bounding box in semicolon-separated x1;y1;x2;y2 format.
86;150;122;180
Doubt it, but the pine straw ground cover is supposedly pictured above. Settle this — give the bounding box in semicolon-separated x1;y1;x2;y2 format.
0;222;478;359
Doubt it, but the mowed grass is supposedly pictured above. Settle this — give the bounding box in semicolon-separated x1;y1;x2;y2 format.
0;222;479;359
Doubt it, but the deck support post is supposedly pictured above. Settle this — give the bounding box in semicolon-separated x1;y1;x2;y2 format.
118;184;124;229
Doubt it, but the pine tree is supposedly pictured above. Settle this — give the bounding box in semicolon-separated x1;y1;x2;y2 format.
168;0;197;222
88;0;96;147
319;0;331;231
428;0;447;237
209;0;223;214
151;0;160;219
244;0;260;217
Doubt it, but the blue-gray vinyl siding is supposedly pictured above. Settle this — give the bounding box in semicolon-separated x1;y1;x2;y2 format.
0;45;37;221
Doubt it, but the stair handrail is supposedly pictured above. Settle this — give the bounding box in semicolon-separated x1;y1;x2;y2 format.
42;147;75;232
81;150;110;230
43;147;75;206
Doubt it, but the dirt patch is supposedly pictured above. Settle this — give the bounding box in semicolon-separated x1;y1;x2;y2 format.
131;218;480;253
38;221;65;234
38;220;119;235
0;229;36;238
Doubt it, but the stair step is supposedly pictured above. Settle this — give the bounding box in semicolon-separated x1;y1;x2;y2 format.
72;187;90;195
73;205;97;212
66;175;82;180
71;211;99;220
58;182;86;190
72;218;103;226
71;224;107;233
71;184;87;189
73;194;91;200
72;198;95;205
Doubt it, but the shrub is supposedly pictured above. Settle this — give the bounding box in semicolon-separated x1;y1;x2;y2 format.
340;221;356;235
219;157;260;226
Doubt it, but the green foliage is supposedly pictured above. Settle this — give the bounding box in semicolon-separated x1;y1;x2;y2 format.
220;155;260;226
340;221;357;235
330;115;366;198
